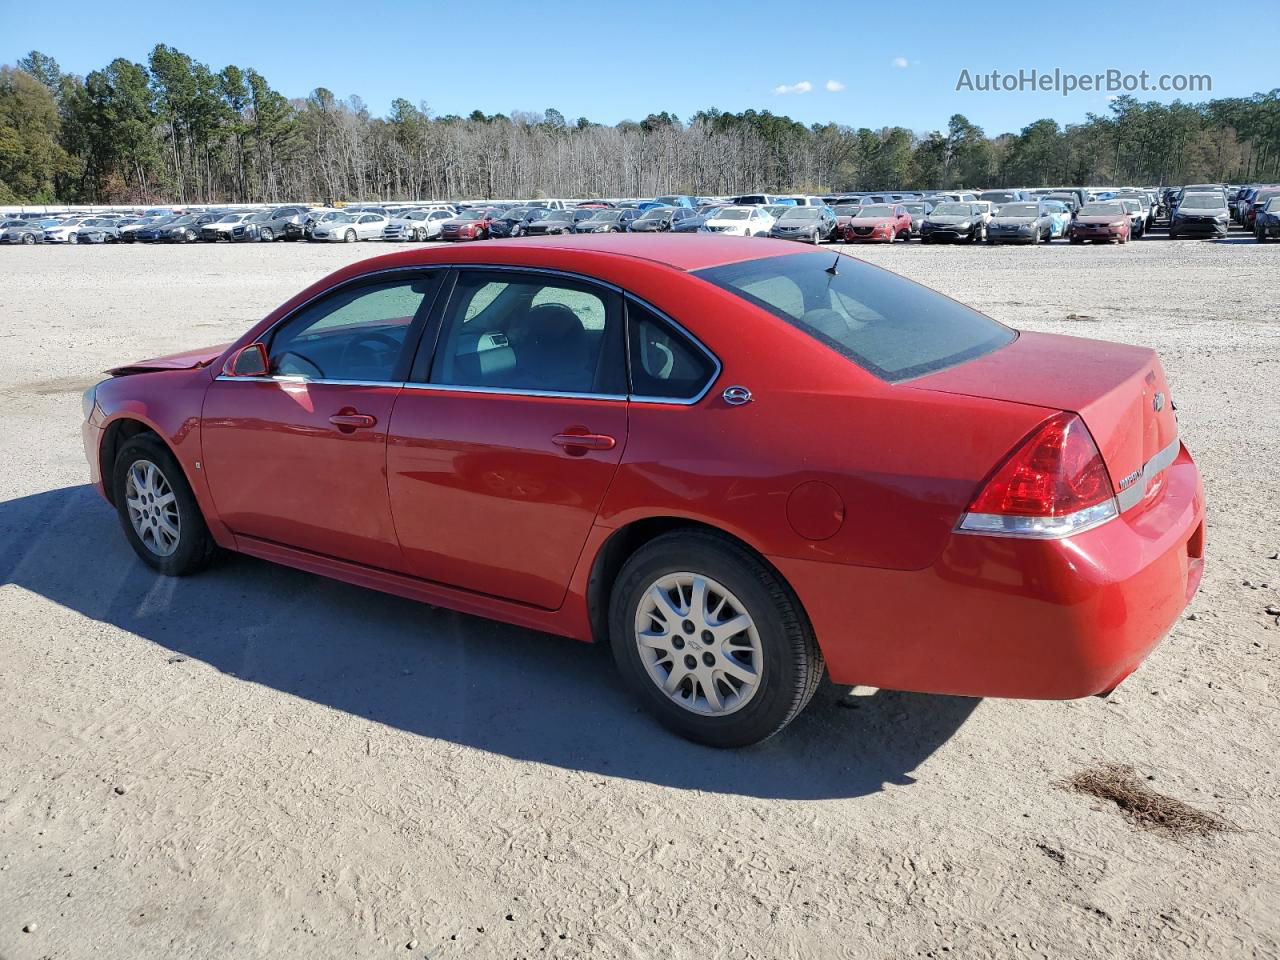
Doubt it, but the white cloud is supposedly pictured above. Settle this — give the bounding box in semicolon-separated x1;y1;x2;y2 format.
892;56;909;68
774;80;813;95
825;79;846;92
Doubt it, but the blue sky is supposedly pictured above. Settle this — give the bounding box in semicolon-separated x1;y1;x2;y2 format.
3;0;1274;135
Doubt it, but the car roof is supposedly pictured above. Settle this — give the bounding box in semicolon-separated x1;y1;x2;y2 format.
361;233;812;274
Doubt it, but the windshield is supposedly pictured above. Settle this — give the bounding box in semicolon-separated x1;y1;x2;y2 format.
248;212;273;222
218;214;241;223
857;205;894;218
590;211;623;221
1265;198;1280;212
932;204;971;216
833;205;860;216
456;211;485;220
326;214;353;224
654;196;683;205
998;204;1039;217
903;204;927;215
544;210;574;221
638;208;671;220
1179;194;1226;210
713;208;750;220
1080;203;1124;216
780;208;821;220
980;192;1017;203
696;252;1015;383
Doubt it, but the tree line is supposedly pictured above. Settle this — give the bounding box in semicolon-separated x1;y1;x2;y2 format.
2;46;1279;204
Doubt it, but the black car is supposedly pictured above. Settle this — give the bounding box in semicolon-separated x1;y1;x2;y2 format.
522;209;582;236
574;209;639;233
1255;197;1280;241
135;214;214;243
488;207;546;238
767;205;838;243
1169;192;1230;239
628;206;697;233
920;203;987;243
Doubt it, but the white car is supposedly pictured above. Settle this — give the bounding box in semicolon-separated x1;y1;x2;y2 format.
383;208;455;241
700;205;775;237
200;212;259;241
310;212;388;242
41;217;89;243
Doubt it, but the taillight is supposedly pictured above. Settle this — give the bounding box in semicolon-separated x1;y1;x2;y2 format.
958;413;1117;538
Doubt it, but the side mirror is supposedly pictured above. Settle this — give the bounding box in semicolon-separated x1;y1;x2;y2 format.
224;342;269;377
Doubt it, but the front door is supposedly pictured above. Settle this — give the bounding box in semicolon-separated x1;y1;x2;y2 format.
386;269;628;609
202;273;441;570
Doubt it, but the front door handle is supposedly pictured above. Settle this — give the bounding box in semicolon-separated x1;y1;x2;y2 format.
552;432;616;452
329;413;377;431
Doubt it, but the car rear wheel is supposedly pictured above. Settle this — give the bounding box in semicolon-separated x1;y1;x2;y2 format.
344;229;356;243
610;531;824;747
113;435;214;576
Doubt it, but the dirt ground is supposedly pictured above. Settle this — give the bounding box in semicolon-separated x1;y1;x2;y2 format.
1;230;1277;960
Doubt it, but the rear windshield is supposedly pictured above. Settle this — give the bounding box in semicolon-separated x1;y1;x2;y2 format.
695;252;1014;383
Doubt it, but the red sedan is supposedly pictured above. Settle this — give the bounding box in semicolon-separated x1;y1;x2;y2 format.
82;236;1204;747
1069;202;1133;244
842;203;912;242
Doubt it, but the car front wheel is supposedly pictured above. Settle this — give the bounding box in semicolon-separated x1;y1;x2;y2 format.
610;531;824;748
344;229;356;243
112;435;214;576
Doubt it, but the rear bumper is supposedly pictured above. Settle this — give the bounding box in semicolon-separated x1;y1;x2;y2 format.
773;444;1205;699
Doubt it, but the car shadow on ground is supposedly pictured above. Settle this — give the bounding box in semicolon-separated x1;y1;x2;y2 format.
1;485;979;800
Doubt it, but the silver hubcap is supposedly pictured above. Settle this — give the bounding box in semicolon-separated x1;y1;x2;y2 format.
125;459;181;557
634;572;763;717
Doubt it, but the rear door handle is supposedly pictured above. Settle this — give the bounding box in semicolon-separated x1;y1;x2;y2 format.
552;432;616;451
329;413;377;430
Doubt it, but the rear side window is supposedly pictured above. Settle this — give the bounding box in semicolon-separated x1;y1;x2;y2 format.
627;301;717;401
427;271;624;395
695;252;1014;383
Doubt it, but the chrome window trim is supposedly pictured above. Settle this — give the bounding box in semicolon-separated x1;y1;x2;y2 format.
623;293;722;406
402;383;627;402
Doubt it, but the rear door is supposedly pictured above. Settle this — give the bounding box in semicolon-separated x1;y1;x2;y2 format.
386;269;629;609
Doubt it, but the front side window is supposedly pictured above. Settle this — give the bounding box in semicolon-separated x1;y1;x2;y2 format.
695;252;1014;383
267;276;439;381
427;272;623;395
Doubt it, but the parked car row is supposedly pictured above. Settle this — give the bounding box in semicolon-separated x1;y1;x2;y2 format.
1;181;1262;249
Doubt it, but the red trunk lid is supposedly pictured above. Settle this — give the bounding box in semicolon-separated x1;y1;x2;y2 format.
915;331;1179;506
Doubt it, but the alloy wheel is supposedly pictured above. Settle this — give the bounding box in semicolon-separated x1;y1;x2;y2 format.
124;459;181;557
633;572;763;717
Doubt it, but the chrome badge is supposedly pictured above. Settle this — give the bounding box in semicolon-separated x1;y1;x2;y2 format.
1118;469;1142;491
1152;391;1166;412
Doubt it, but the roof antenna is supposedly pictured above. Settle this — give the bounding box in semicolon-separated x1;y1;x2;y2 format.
825;251;840;275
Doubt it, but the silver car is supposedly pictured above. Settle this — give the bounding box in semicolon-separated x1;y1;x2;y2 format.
383;209;454;241
0;219;46;244
310;213;388;242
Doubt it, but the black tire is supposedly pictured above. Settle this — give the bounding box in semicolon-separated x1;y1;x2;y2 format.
344;229;356;243
260;227;274;242
21;232;36;245
112;435;215;576
609;530;824;748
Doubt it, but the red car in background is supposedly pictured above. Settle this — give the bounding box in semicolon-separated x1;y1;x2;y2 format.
439;208;495;241
1069;202;1133;244
81;235;1204;747
842;203;912;243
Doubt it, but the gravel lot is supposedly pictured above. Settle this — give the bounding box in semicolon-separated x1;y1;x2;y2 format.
1;231;1277;959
